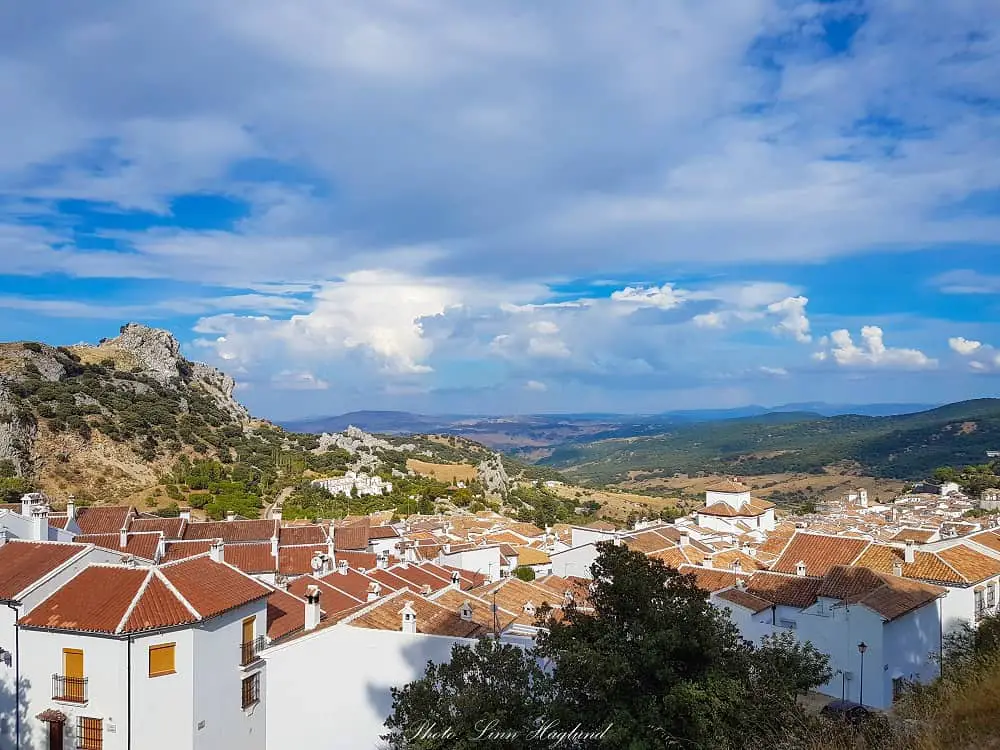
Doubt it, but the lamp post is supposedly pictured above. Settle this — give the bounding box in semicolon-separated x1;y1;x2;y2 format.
857;642;868;705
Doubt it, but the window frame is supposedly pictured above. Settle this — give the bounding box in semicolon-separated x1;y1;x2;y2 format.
148;642;177;678
241;673;260;710
76;716;102;750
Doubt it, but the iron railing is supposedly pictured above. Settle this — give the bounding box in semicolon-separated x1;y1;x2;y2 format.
240;635;267;666
53;674;88;702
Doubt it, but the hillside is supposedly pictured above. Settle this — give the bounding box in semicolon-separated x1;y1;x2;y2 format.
0;324;527;519
541;399;1000;484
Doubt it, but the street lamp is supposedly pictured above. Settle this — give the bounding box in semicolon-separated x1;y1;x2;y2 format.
857;642;868;705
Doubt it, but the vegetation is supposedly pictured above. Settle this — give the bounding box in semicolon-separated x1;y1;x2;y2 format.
383;543;831;750
542;399;1000;484
512;566;536;582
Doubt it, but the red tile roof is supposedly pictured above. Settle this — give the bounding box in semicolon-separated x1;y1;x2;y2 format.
266;587;319;642
332;525;369;550
332;550;377;571
770;533;870;577
222;542;275;574
317;568;395;599
705;480;750;493
75;532;161;562
287;575;365;615
746;572;822;609
74;506;135;535
716;588;772;613
819;566;946;621
278;546;329;576
20;566;149;633
368;525;400;540
676;565;748;593
279;525;328;546
129;517;186;539
122;573;198;632
161;540;213;563
0;541;88;600
383;564;452;594
182;519;277;543
343;590;485;637
159;556;271;620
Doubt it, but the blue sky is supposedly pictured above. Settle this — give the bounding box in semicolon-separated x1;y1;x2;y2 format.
1;1;999;419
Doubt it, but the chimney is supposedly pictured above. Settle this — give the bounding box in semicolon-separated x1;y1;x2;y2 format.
271;534;279;559
210;539;225;563
66;495;76;521
450;570;461;587
795;561;807;577
401;601;417;634
377;552;389;570
732;560;743;575
337;559;349;575
735;579;747;591
0;528;8;546
367;582;382;602
304;585;322;632
420;584;432;596
155;533;166;562
904;540;915;564
119;528;128;549
443;543;451;554
226;511;236;522
892;560;903;577
31;506;50;542
703;557;713;569
459;601;473;622
272;506;283;522
327;537;335;558
679;531;690;547
124;555;137;568
179;507;191;522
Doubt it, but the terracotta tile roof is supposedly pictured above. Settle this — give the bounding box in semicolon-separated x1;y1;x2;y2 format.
287;575;365;615
513;547;551;566
159;556;270;619
819;565;946;621
937;545;1000;583
0;541;88;600
332;525;369;551
74;506;135;535
532;575;592;608
483;531;532;546
368;525;400;540
129;517;186;538
676;565;749;593
624;530;676;554
890;528;937;544
382;564;452;594
746;571;822;609
279;525;328;546
711;549;768;572
225;542;276;574
706;480;750;493
716;588;772;613
122;572;198;632
970;530;1000;555
770;533;870;577
430;587;518;630
182;519;277;543
332;550;377;570
75;532;161;562
344;590;485;637
367;568;414;592
437;564;487;589
477;579;564;626
48;515;72;530
317;568;395;599
161;540;213;563
0;503;22;512
698;498;774;518
852;544;977;585
20;566;148;633
266;587;315;642
277;546;328;576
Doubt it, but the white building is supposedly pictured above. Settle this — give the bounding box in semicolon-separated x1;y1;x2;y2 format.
694;481;776;535
311;472;393;498
14;550;271;750
0;494;79;543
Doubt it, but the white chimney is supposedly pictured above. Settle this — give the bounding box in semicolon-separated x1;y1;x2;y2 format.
327;537;335;558
270;534;279;559
337;559;349;575
420;584;432;596
0;528;9;546
119;528;128;549
732;560;743;574
155;533;166;562
272;507;283;522
31;506;49;542
66;495;76;521
795;561;807;577
679;531;690;547
124;555;137;568
367;582;382;602
179;507;191;522
735;579;747;591
226;511;236;522
401;601;417;633
904;540;915;564
304;585;321;631
892;560;903;577
459;601;473;621
377;552;389;570
703;557;713;569
450;570;461;587
210;539;225;563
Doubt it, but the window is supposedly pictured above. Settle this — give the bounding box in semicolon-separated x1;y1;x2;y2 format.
242;616;255;645
76;716;102;749
60;649;86;702
975;589;985;620
148;643;176;677
988;584;996;609
241;673;260;709
778;619;797;630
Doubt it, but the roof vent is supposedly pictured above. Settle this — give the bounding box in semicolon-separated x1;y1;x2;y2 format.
304;585;321;631
892;560;903;577
459;601;473;621
367;582;382;602
401;601;417;633
795;561;807;577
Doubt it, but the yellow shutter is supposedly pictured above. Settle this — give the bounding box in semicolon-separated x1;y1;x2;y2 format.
64;649;83;679
148;643;176;677
242;616;255;645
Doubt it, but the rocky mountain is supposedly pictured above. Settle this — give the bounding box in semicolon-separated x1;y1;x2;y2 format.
0;323;251;500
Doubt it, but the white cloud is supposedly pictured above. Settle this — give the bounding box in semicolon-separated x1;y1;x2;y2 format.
948;337;982;356
271;370;329;390
524;380;547;392
817;326;937;370
610;284;687;310
766;295;811;343
759;366;788;377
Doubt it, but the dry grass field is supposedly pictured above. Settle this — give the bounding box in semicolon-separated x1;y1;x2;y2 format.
549;484;683;521
406;458;479;484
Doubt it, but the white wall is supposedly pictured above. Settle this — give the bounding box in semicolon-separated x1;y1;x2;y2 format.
438;547;502;581
549;543;599;579
263;625;476;750
569;527;615;549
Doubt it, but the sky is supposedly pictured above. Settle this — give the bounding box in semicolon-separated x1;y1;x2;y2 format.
1;1;999;420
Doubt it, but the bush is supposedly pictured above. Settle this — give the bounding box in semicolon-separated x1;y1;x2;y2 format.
513;565;536;582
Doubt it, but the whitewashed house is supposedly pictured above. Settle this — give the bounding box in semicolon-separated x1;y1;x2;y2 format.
695;481;776;535
15;550;271;750
0;494;78;543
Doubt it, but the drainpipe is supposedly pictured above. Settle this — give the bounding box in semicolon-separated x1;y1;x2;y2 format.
4;601;20;750
127;636;133;750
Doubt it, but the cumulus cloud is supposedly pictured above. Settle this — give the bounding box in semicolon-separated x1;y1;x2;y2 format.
610;284;687;310
948;337;982;356
949;336;1000;372
271;370;329;390
524;380;547;392
814;326;936;370
767;296;811;343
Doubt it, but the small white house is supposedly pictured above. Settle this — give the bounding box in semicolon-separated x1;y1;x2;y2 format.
695;481;776;535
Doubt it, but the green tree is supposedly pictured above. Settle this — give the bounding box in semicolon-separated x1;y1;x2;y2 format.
513;566;536;582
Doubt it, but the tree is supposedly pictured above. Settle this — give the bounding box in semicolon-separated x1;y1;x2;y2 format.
381;639;551;750
384;543;830;750
513;566;536;582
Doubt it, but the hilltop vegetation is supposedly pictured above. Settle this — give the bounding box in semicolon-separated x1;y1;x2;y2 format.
541;399;1000;484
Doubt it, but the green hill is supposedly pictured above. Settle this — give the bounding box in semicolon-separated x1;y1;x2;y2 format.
540;399;1000;484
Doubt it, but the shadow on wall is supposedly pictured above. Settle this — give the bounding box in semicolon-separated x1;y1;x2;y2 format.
0;675;32;750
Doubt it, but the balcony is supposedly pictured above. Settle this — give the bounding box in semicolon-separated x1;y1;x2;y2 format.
52;674;87;703
240;635;267;667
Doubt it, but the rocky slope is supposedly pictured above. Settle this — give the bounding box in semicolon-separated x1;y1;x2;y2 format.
0;323;250;500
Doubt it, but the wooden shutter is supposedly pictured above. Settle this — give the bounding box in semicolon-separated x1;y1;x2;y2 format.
63;649;83;679
242;616;255;645
148;643;176;677
77;716;102;750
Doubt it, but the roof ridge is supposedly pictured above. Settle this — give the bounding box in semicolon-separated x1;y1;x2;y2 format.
847;540;873;565
929;548;968;582
338;587;408;625
116;569;154;634
154;567;203;620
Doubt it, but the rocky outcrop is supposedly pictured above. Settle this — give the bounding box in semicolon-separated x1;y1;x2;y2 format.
190;362;250;422
476;453;510;497
319;425;409;454
108;323;183;382
0;379;37;475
